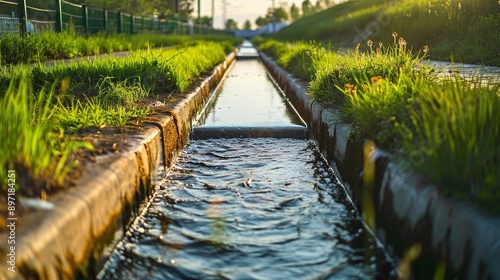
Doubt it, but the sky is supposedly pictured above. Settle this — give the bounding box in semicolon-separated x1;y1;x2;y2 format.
195;0;318;29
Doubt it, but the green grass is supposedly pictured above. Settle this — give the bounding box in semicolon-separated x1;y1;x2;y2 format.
1;41;229;95
54;79;151;134
0;30;240;66
272;0;500;66
256;37;500;214
0;72;93;196
0;39;234;197
396;77;500;210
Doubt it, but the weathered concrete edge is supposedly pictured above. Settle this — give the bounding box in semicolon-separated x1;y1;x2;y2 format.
0;52;236;279
260;52;500;279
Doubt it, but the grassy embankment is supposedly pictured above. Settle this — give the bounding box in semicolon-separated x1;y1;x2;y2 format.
273;0;500;66
255;37;500;214
0;29;240;65
0;34;239;199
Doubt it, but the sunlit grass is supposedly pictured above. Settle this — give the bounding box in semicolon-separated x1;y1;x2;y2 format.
256;35;500;213
54;79;151;134
0;30;240;66
0;40;233;197
395;76;500;211
273;0;500;66
0;72;92;196
0;42;228;95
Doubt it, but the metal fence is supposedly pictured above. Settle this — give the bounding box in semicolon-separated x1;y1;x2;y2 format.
0;0;230;36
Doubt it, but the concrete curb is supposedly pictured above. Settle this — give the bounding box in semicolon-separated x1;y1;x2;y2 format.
0;52;235;279
260;52;500;280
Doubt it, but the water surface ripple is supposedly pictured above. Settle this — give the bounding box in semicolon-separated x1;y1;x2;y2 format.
99;138;395;279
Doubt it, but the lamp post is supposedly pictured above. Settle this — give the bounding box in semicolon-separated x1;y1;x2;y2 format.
222;0;226;30
198;0;200;23
212;0;215;28
175;0;180;15
273;0;276;33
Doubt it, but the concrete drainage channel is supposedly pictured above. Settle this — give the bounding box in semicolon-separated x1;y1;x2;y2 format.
96;42;397;279
6;40;496;279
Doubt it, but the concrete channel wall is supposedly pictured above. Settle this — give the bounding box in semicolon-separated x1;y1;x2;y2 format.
0;53;235;279
259;52;500;280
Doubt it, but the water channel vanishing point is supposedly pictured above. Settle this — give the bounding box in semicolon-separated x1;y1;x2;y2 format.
97;42;396;279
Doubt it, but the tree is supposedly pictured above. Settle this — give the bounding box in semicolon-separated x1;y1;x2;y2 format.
314;0;323;12
226;19;238;30
179;0;194;21
81;0;194;21
301;0;313;16
195;16;212;26
255;16;267;27
243;20;252;30
323;0;332;8
255;4;290;27
290;3;300;20
263;6;289;23
272;7;289;22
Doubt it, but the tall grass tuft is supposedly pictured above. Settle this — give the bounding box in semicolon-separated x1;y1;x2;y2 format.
0;72;91;195
0;72;52;185
0;33;45;64
342;74;429;149
396;77;500;211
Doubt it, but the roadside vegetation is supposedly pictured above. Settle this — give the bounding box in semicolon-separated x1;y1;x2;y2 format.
0;38;237;198
0;29;240;65
254;37;500;214
273;0;500;66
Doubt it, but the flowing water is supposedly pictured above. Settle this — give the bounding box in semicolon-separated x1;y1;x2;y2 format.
98;43;396;279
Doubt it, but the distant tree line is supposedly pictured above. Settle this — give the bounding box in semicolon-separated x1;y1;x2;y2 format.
81;0;195;22
253;0;341;28
80;0;344;29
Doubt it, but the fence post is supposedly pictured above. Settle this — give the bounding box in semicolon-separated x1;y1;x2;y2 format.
17;0;28;34
117;11;122;33
55;0;63;32
82;4;89;35
103;9;108;32
130;15;134;34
